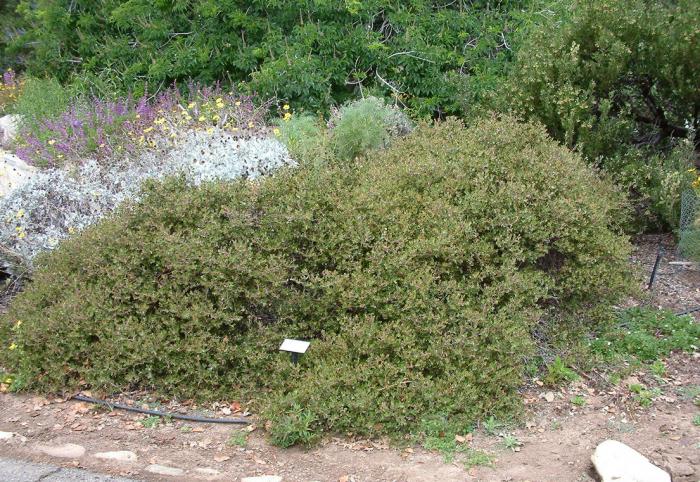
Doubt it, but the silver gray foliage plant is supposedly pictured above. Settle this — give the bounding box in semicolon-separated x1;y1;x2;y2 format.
0;129;292;274
328;96;413;137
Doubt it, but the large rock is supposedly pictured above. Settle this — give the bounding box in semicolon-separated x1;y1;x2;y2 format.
36;442;86;458
0;115;20;146
591;440;671;482
0;150;36;197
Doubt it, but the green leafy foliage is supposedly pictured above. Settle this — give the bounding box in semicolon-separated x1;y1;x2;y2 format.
494;0;700;229
464;449;494;468
275;114;327;165
227;430;249;447
413;415;473;462
0;1;23;71
482;416;504;436
139;416;161;429
12;77;70;133
331;96;409;160
268;403;318;448
590;308;700;363
501;433;521;451
543;357;579;386
8;0;530;116
628;383;661;408
0;117;633;443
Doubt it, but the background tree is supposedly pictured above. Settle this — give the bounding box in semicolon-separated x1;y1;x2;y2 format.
9;0;530;116
491;0;700;228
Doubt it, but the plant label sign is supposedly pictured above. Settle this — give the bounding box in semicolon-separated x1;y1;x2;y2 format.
279;339;310;354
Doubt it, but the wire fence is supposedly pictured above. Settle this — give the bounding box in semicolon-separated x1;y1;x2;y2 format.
678;189;700;261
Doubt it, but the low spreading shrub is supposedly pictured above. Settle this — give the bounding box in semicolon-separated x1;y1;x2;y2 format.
0;117;633;442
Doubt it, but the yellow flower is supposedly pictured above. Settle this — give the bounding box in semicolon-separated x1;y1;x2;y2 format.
17;232;25;239
273;128;281;136
206;127;214;134
212;114;220;121
283;112;292;121
216;97;224;104
144;127;154;133
135;114;141;119
198;115;206;122
283;104;290;110
188;102;196;109
15;226;21;232
232;127;239;132
235;101;241;106
14;320;21;328
154;117;165;125
68;226;75;234
8;343;17;351
16;209;24;218
48;139;56;145
248;121;254;128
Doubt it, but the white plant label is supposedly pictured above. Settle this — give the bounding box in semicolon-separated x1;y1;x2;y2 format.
279;339;310;354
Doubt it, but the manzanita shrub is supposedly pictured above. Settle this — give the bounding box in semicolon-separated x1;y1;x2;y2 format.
0;117;633;443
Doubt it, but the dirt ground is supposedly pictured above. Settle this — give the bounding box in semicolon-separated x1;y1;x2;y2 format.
0;235;698;482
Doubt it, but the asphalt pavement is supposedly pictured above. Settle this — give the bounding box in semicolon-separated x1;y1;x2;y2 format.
0;458;140;482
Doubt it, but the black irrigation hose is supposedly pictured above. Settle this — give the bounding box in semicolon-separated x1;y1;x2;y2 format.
71;394;249;424
647;245;664;290
676;306;700;316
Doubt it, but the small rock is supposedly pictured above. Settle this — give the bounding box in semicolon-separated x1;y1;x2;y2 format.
0;115;20;146
0;150;37;197
241;477;283;482
592;440;670;482
665;460;695;478
93;450;138;462
146;464;185;476
194;467;221;479
543;392;555;402
0;431;13;440
36;443;86;458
